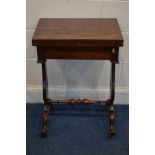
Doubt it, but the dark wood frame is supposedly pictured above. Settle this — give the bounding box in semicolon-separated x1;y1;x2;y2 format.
32;18;124;137
38;47;117;137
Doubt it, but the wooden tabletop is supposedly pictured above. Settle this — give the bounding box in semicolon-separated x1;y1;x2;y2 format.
32;18;123;47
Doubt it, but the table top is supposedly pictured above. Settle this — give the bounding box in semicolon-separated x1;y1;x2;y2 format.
32;18;123;47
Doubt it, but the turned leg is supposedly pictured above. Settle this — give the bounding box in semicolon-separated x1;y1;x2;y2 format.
41;104;49;137
41;61;50;137
108;62;116;136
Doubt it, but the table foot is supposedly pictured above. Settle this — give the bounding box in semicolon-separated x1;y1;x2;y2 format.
41;126;48;137
110;128;116;137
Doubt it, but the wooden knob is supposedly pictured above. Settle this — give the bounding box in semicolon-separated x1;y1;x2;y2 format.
112;48;115;53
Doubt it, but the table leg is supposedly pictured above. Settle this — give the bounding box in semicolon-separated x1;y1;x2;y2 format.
41;61;50;137
108;62;116;136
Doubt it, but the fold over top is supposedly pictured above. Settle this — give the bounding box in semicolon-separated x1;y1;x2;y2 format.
32;18;123;47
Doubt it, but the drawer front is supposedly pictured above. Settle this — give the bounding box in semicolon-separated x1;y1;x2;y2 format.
37;46;119;61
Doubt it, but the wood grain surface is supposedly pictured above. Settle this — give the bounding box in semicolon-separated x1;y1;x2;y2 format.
32;18;123;47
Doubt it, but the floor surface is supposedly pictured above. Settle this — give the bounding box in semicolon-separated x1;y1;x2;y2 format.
26;104;129;155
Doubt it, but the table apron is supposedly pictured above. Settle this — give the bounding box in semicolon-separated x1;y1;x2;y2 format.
37;46;119;62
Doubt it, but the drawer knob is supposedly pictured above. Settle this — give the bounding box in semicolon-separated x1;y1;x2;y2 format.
112;48;115;53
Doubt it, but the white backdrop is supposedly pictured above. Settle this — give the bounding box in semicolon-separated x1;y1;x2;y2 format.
26;0;129;104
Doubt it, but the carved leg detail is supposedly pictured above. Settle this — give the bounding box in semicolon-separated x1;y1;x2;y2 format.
108;62;116;136
41;61;51;137
108;105;116;136
41;105;49;137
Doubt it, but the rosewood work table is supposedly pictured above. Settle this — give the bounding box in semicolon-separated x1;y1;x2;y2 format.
32;18;124;137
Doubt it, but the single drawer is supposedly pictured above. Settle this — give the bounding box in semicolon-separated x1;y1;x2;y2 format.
37;46;119;61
